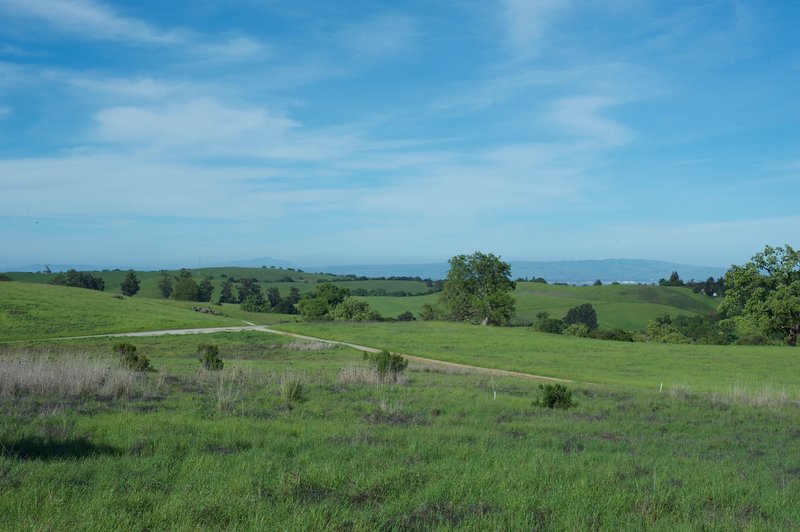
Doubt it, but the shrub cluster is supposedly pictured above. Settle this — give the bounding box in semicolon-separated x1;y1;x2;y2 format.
533;384;575;409
363;350;408;382
198;343;224;371
113;342;151;372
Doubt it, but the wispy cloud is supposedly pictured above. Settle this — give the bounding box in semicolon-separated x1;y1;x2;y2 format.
340;13;417;59
93;98;299;154
550;96;633;146
0;0;183;44
0;0;268;62
501;0;571;57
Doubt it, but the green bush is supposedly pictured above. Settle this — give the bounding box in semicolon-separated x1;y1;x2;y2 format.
396;310;416;322
113;342;151;372
533;384;575;409
198;343;224;371
363;350;408;381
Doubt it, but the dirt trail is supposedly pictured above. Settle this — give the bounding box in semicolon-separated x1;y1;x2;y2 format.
13;323;574;383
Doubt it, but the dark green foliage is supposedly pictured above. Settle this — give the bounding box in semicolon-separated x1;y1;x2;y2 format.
533;384;574;409
51;269;105;291
397;311;416;321
363;350;408;381
158;271;173;299
119;270;140;297
589;328;634;342
720;244;800;346
266;287;281;308
240;294;269;313
564;303;598;330
196;276;214;303
440;252;516;325
113;342;151;371
593;279;602;286
198;343;223;371
419;303;442;321
0;273;12;281
237;278;262;303
686;276;725;297
218;280;237;304
534;312;564;334
272;288;300;314
330;297;382;321
298;284;350;321
171;270;199;301
659;271;685;287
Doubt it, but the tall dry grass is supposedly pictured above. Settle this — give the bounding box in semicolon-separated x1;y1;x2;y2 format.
0;353;147;399
338;364;408;386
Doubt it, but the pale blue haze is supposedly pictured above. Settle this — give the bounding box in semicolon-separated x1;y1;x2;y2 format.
0;0;798;269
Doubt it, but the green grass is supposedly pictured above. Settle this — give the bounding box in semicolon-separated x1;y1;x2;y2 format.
0;282;295;341
1;332;799;529
356;283;720;331
273;321;800;394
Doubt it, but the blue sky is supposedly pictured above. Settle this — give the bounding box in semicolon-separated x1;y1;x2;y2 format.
0;0;798;269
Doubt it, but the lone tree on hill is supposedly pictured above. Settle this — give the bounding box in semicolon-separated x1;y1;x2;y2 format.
563;303;598;330
120;270;140;297
158;271;173;299
440;251;516;325
720;244;800;346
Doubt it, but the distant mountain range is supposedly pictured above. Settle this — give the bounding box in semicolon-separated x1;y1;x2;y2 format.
308;259;728;284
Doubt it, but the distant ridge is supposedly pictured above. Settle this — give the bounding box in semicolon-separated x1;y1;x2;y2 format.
307;259;727;284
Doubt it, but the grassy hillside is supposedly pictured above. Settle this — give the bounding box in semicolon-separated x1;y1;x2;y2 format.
0;282;294;341
514;283;718;330
4;267;431;300
357;283;720;330
273;321;799;394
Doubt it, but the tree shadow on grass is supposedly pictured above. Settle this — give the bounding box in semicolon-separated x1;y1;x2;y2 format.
1;437;121;460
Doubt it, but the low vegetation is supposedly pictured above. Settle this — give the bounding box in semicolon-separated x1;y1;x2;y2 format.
1;333;798;528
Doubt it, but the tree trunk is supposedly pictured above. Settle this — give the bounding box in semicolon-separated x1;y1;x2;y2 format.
788;323;800;346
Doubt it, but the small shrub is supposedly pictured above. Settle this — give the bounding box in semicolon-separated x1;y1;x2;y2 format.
113;342;151;372
533;383;575;409
279;372;305;403
198;343;224;371
397;311;416;322
363;350;408;382
562;323;590;337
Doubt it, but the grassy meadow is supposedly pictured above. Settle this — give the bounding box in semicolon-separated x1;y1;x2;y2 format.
1;274;798;528
2;332;799;529
274;321;800;394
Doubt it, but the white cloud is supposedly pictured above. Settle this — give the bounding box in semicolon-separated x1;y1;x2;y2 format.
93;98;300;153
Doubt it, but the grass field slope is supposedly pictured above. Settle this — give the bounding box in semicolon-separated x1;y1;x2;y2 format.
0;282;293;341
361;283;719;330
